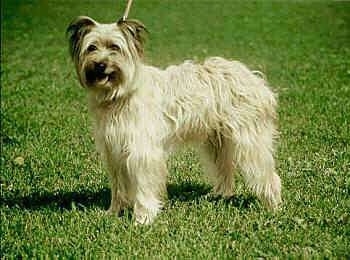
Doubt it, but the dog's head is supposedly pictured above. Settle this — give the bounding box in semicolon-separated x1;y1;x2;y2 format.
67;16;147;99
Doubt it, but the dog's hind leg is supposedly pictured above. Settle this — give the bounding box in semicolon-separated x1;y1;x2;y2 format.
199;137;236;198
233;121;281;210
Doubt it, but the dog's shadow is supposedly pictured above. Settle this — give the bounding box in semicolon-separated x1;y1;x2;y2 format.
1;182;256;211
1;188;111;211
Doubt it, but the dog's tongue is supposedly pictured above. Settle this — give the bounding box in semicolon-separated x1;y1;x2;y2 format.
100;77;109;85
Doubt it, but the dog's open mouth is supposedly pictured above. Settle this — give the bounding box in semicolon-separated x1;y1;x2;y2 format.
84;61;124;88
97;72;116;85
85;69;118;87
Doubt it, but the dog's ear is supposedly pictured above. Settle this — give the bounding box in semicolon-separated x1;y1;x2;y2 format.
66;16;97;61
117;19;148;57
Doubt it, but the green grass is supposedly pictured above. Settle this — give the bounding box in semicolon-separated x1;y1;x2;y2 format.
1;0;349;258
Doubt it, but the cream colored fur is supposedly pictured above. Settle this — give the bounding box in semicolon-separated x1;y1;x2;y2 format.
67;17;282;224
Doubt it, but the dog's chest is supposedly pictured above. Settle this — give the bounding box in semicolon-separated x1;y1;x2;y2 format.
93;103;164;157
91;106;132;158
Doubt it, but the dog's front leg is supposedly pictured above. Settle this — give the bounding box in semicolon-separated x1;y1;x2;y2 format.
106;161;130;216
127;147;168;225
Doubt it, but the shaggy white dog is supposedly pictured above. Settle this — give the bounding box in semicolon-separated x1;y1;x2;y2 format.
67;17;282;224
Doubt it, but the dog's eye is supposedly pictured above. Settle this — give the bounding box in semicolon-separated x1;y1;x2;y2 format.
110;44;121;52
87;45;97;52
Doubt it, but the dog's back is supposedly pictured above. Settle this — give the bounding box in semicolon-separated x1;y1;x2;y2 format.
158;57;277;146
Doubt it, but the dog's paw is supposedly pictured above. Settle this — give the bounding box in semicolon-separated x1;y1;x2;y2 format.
258;173;282;211
134;209;159;225
134;204;160;225
134;214;154;225
106;204;124;217
106;208;119;217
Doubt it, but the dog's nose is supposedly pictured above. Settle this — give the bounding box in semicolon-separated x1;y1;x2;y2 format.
95;62;106;74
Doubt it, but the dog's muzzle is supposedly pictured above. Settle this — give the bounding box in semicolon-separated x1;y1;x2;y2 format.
95;62;107;78
85;61;120;87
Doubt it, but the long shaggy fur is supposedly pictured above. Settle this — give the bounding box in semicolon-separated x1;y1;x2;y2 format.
67;16;282;224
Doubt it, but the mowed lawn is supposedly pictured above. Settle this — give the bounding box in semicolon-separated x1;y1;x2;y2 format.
1;0;349;258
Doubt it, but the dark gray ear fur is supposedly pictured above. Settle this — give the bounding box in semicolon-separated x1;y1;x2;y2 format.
66;16;97;60
117;19;148;57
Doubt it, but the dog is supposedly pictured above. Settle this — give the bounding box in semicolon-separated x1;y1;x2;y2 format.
66;16;282;224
